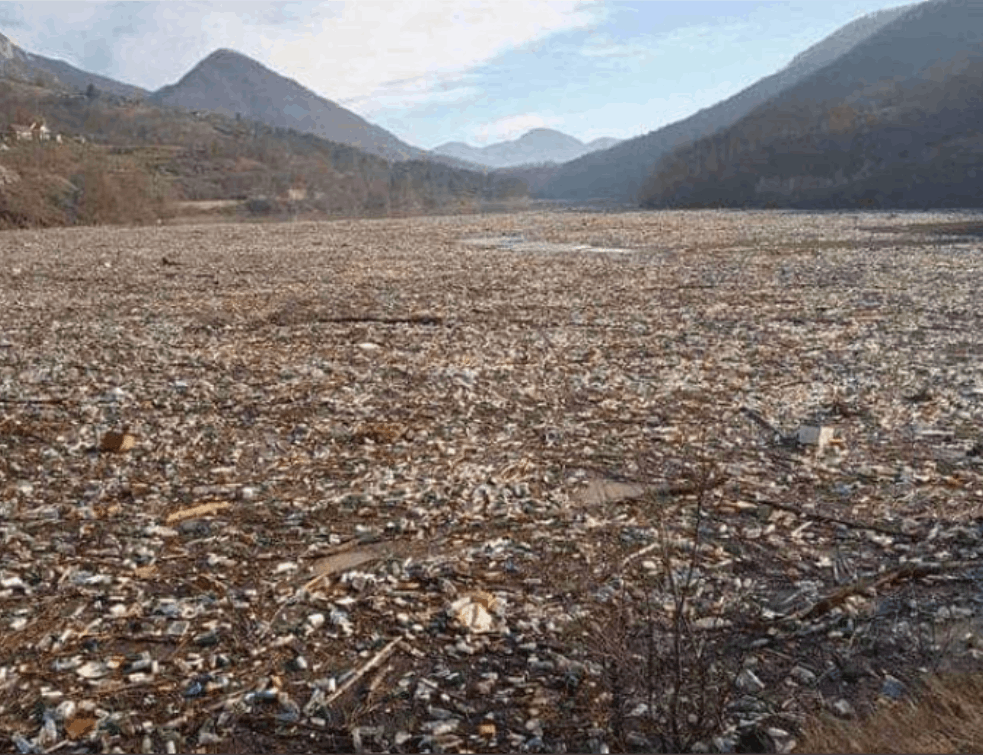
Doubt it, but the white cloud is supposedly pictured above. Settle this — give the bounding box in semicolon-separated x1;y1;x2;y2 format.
261;1;602;113
5;1;601;112
472;113;563;144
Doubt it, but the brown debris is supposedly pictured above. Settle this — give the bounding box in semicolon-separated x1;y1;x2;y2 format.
4;211;983;753
98;429;136;453
165;500;232;524
65;715;98;739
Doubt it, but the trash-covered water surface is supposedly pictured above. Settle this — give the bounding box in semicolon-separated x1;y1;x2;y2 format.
3;210;983;753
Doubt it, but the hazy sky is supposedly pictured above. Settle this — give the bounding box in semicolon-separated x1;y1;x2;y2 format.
1;1;916;149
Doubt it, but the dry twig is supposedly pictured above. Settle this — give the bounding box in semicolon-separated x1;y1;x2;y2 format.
323;637;403;707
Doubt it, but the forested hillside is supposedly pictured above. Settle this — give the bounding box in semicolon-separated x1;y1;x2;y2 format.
640;0;983;209
529;4;913;203
0;80;526;228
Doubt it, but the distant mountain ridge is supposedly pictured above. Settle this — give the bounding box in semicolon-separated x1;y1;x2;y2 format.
0;31;146;98
533;3;916;202
434;128;621;168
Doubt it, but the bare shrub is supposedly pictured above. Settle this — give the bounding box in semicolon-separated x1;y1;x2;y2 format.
0;176;69;228
0;138;169;226
579;458;746;752
71;159;163;226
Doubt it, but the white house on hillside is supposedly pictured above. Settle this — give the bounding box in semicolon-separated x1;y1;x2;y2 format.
6;123;33;141
32;121;51;140
4;121;58;144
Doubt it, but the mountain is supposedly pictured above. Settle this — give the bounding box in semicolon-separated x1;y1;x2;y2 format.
640;0;983;209
0;73;528;229
433;128;621;168
150;48;429;162
585;137;620;152
0;32;528;230
0;36;480;169
532;3;915;202
0;32;146;99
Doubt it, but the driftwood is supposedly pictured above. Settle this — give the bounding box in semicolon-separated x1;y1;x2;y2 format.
783;559;981;624
580;472;728;507
755;497;917;540
319;314;443;326
0;396;69;404
165;501;232;525
739;406;781;437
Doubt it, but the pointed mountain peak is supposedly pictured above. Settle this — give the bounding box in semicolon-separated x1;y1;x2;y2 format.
191;48;273;76
206;47;241;58
200;48;258;65
151;48;427;162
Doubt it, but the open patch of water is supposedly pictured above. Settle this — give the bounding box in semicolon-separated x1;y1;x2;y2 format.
458;235;635;254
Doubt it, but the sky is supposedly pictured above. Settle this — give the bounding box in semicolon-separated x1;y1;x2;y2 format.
0;1;918;150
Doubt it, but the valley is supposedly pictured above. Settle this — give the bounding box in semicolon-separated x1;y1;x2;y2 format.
3;210;983;752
